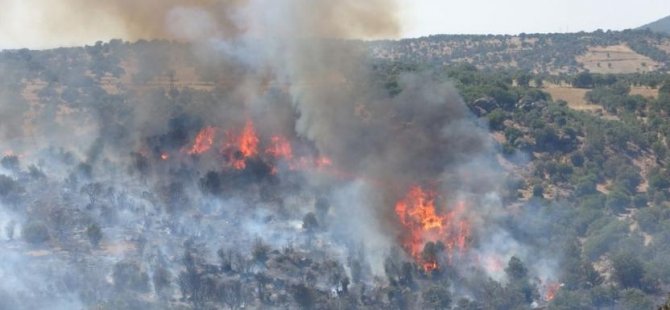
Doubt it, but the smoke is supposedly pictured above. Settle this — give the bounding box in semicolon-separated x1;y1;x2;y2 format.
0;0;564;308
0;0;399;49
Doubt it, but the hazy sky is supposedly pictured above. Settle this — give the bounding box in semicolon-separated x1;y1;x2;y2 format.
0;0;668;49
400;0;669;37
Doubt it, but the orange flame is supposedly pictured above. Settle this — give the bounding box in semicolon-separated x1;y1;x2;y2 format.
265;135;293;160
544;282;561;301
224;119;260;170
394;186;471;271
186;126;216;155
315;156;333;168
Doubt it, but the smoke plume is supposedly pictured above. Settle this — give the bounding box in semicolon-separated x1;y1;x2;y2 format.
0;0;562;308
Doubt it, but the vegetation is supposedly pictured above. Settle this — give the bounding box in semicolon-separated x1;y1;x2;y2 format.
2;30;670;308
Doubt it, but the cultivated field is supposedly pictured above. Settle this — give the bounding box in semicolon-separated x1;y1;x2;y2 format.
542;84;599;111
576;44;661;74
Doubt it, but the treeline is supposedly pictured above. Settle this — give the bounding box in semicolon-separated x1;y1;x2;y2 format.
375;61;670;308
370;29;670;73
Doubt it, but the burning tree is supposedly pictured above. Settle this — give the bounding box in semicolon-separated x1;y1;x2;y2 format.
394;186;471;271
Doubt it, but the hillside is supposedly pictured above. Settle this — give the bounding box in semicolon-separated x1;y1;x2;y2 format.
640;15;670;35
2;33;670;309
371;29;670;74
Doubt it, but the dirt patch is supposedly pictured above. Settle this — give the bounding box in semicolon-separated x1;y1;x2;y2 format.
576;44;661;74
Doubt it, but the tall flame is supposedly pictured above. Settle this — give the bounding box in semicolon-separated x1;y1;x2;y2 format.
394;186;471;271
186;126;216;155
224;119;260;170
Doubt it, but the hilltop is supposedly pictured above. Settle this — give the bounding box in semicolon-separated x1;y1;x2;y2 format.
371;29;670;74
639;15;670;35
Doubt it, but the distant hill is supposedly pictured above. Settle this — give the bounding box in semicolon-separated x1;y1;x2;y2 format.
639;15;670;34
371;30;670;74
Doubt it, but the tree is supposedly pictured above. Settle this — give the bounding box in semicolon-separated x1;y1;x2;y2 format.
532;184;545;198
220;279;244;310
612;252;645;289
516;73;531;88
252;239;271;264
152;266;172;296
615;166;641;194
302;212;319;232
505;256;528;280
620;288;653;310
4;220;15;240
86;223;103;248
22;221;50;244
573;72;594;89
113;260;150;292
422;285;452;309
606;190;630;213
292;283;316;309
487;108;506;130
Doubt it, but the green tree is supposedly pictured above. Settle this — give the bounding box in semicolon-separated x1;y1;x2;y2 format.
487;108;506;130
573;72;594;89
612;252;645;289
620;288;653;310
606;190;630;213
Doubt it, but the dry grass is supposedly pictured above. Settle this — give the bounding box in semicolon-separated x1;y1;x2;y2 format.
543;84;599;111
654;39;670;55
576;44;661;74
630;86;658;99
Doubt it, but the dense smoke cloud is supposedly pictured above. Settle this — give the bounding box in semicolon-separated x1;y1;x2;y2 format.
0;0;400;48
0;0;562;308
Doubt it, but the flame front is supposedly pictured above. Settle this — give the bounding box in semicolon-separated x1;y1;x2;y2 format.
394;186;471;271
223;119;260;170
186;126;216;155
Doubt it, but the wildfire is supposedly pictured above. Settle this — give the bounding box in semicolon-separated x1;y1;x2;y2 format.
481;254;505;274
186;126;216;155
265;135;293;160
223;119;260;170
151;119;334;175
315;156;333;168
544;282;561;301
394;186;471;271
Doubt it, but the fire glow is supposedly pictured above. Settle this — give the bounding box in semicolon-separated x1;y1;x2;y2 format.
544;282;561;301
223;120;260;170
394;186;471;271
185;126;216;155
265;135;293;160
168;118;332;174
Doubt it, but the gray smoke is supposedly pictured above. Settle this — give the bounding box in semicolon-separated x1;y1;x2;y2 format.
0;1;563;308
